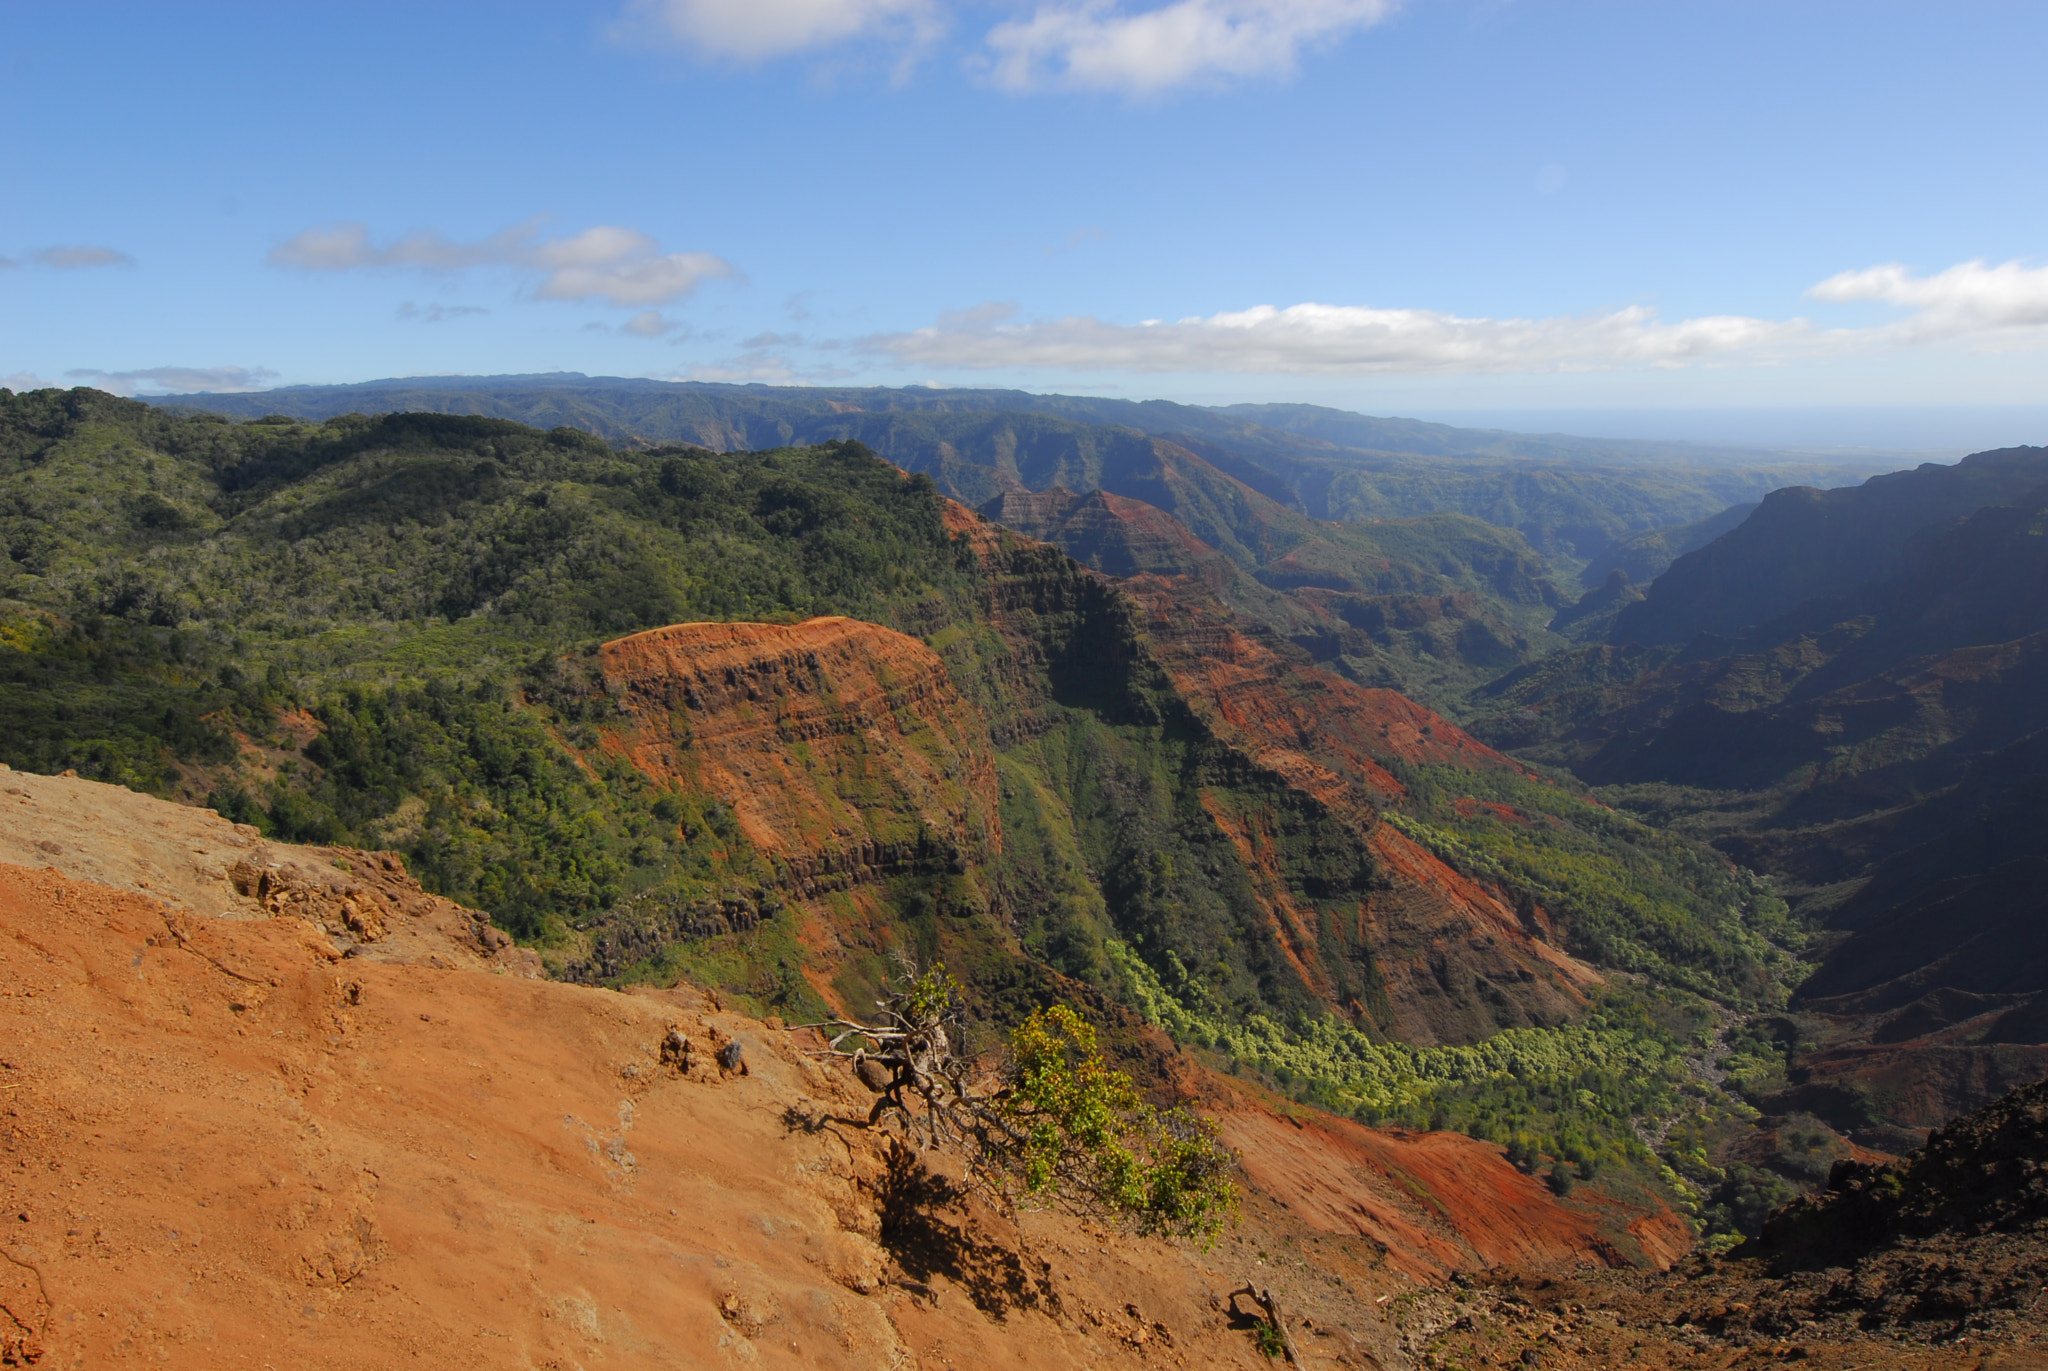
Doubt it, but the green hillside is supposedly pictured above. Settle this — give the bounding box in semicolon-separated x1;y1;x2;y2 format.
3;386;1824;1239
154;375;1890;570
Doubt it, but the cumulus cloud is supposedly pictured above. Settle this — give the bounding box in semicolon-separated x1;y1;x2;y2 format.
612;0;940;61
1808;259;2048;341
983;0;1397;94
272;220;735;308
3;372;53;391
34;245;135;269
66;365;278;396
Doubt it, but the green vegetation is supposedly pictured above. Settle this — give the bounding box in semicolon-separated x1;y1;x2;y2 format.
811;965;1238;1243
0;608;239;789
2;387;1831;1240
1005;1002;1238;1242
0;391;984;956
162;376;1888;570
0;390;1387;1034
1102;753;1822;1240
1254;1317;1289;1359
1383;765;1812;1007
1117;937;1681;1167
158;374;1889;715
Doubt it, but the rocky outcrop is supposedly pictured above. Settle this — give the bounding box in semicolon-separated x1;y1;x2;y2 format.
578;617;1003;996
1124;575;1525;811
598;616;1001;871
1361;824;1600;1045
0;762;537;975
979;486;1224;578
580;515;1593;1047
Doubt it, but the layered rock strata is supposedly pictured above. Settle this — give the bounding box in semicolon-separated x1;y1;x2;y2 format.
598;617;1000;870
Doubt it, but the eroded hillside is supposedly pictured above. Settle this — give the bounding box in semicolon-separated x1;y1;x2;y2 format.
0;390;1827;1255
0;772;1682;1368
1471;446;2048;1174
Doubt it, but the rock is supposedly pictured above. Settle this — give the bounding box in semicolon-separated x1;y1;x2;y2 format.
341;898;385;942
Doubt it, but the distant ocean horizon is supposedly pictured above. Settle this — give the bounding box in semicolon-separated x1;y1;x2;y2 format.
1403;405;2048;456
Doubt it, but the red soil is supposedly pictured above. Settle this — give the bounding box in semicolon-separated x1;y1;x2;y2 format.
1123;576;1526;822
0;859;1670;1369
941;496;1007;558
1211;1099;1684;1280
1453;798;1535;826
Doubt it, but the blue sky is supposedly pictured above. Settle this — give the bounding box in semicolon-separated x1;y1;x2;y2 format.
5;0;2047;434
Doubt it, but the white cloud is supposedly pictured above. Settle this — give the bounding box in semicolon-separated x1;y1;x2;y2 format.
622;309;679;336
983;0;1396;94
396;301;490;323
680;351;805;383
0;246;133;270
1807;259;2048;341
33;245;135;269
863;300;1818;376
272;220;735;308
669;347;854;382
860;258;2048;377
3;372;53;391
66;365;278;396
613;0;939;61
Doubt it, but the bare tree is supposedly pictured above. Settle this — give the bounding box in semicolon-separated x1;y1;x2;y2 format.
799;960;1238;1243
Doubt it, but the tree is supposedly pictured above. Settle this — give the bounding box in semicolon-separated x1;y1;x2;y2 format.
806;962;1238;1244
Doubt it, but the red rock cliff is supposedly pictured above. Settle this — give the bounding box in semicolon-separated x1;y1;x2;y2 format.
598;616;1001;884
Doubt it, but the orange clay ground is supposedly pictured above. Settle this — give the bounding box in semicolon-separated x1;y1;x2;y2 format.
0;847;1701;1370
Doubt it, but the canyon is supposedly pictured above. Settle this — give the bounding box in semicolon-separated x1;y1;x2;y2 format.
6;385;2048;1368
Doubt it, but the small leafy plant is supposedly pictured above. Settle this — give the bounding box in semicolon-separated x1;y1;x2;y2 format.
1254;1318;1288;1359
806;962;1238;1244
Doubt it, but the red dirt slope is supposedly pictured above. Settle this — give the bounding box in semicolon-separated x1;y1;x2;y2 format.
1123;574;1525;818
1214;1100;1689;1279
0;859;1671;1369
1121;575;1597;1045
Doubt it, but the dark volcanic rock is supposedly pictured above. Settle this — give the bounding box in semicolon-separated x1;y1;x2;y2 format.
1729;1075;2048;1332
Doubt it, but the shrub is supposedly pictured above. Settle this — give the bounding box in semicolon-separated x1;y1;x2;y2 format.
809;965;1239;1244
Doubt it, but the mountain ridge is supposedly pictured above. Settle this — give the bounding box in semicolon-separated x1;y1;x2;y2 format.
140;374;1898;574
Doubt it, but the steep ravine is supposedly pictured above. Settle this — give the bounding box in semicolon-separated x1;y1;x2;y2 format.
566;500;1604;1050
